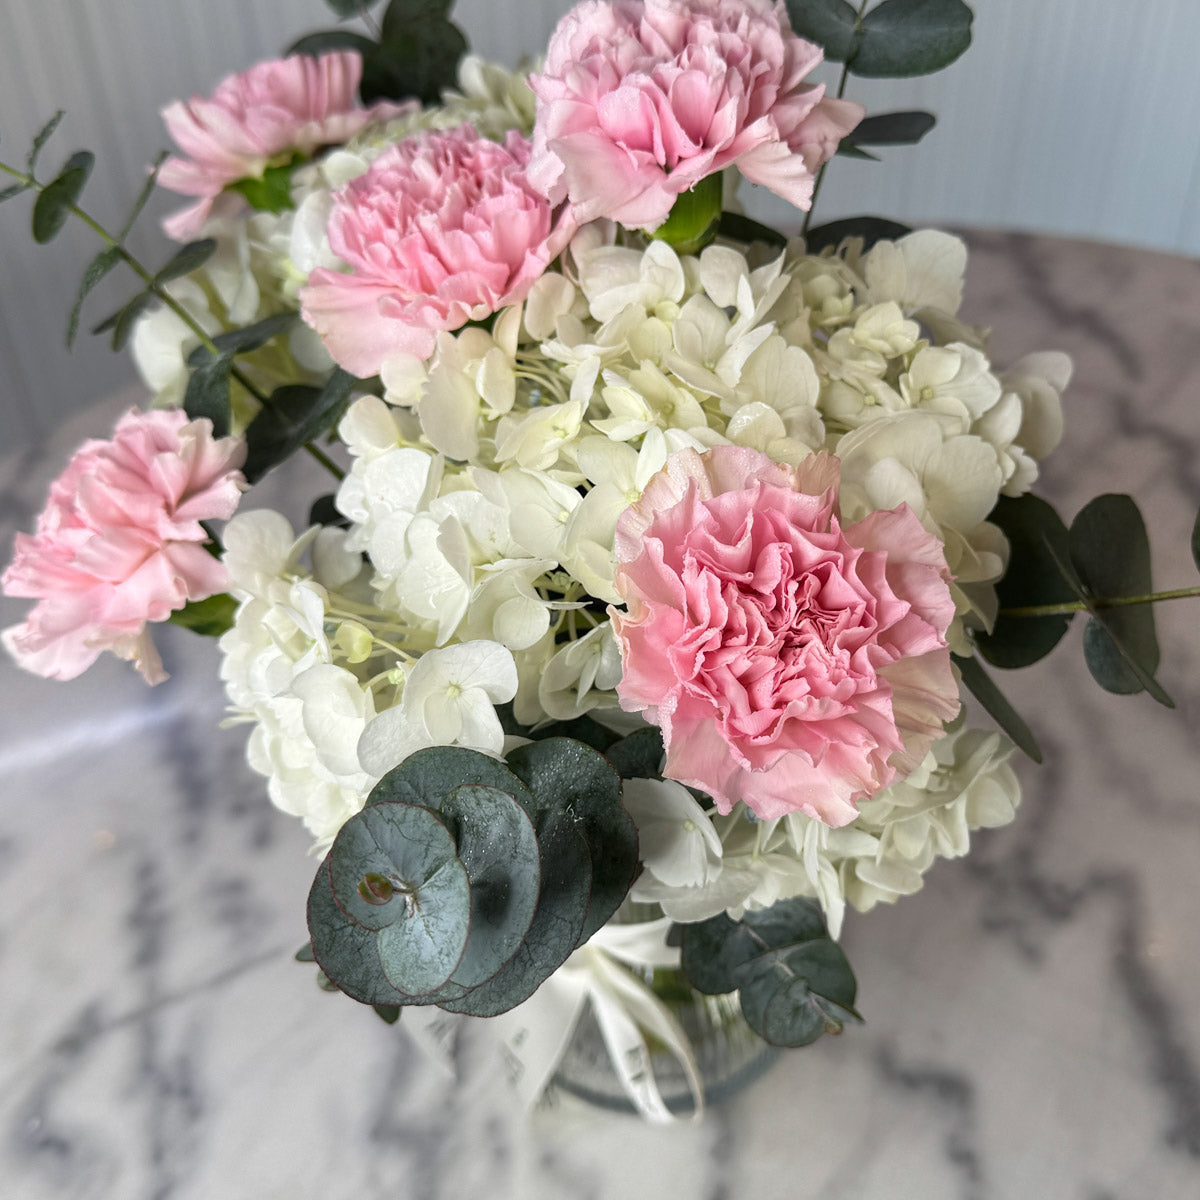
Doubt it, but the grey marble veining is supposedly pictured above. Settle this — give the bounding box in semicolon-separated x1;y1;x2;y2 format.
1;234;1199;1200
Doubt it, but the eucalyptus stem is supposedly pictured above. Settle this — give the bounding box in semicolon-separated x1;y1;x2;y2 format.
1;155;345;483
801;0;869;236
1000;585;1200;619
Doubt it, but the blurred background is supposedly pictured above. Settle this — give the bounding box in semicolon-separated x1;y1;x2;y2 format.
1;0;1198;451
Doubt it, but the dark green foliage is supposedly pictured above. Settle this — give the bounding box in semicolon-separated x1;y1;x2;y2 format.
786;0;973;77
976;494;1077;668
805;215;911;252
308;739;637;1017
26;111;64;173
847;110;937;146
229;161;299;215
953;653;1043;763
717;212;789;249
1070;495;1171;705
66;245;121;347
183;351;236;439
241;369;358;484
32;150;93;243
152;238;217;287
680;898;860;1047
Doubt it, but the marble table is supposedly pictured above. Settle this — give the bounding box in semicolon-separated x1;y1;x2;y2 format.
1;233;1198;1200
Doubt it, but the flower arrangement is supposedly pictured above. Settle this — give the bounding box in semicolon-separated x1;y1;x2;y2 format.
3;0;1198;1120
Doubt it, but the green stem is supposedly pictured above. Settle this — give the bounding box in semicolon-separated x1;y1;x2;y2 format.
1000;585;1200;619
1;156;344;483
802;0;869;237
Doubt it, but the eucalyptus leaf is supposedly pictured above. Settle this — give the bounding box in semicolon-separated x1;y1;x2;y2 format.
716;211;788;249
976;494;1077;669
242;369;356;484
367;745;536;815
437;784;540;990
953;653;1042;763
288;30;378;59
32;150;93;244
66;245;121;348
506;738;639;946
835;143;880;161
783;0;861;62
308;493;348;528
183;351;235;439
439;811;593;1016
306;860;416;1006
604;727;665;780
119;151;166;240
804;215;911;253
526;714;620;753
854;0;973;78
1192;507;1200;574
92;291;154;352
152;238;217;287
0;181;29;204
736;942;860;1047
363;15;467;105
373;1004;402;1024
166;593;237;638
26;110;64;173
197;311;298;358
1070;494;1171;705
850;111;937;145
322;0;385;18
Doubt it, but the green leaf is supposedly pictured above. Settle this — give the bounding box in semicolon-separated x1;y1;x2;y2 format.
241;369;356;484
681;899;859;1048
32;150;93;244
294;942;316;962
524;714;620;753
166;593;237;638
363;10;468;105
183;351;235;439
805;215;911;253
1192;507;1200;574
322;0;386;17
439;811;592;1017
736;941;860;1047
716;211;788;249
506;738;639;947
783;0;861;61
328;801;471;996
287;30;379;59
854;0;973;78
850;110;937;145
835;142;880;161
201;311;298;357
152;238;217;286
0;181;29;204
651;172;723;256
66;245;121;348
26;111;64;173
229;161;298;215
604;727;665;780
434;784;541;990
91;291;154;352
369;745;538;813
120;151;167;240
976;494;1077;669
1070;494;1172;705
307;860;416;1006
373;1004;401;1024
308;493;348;528
953;652;1042;763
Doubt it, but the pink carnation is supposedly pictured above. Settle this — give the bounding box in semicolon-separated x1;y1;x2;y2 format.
2;409;247;685
299;126;576;377
528;0;864;230
610;446;960;827
159;51;410;239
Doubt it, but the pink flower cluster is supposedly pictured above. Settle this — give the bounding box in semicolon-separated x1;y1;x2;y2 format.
159;51;409;239
300;126;576;376
611;446;960;827
528;0;864;230
2;409;246;684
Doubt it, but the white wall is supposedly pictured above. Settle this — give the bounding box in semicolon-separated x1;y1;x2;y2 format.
1;0;1197;449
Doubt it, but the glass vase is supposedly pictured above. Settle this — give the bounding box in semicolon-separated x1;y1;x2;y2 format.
550;964;779;1117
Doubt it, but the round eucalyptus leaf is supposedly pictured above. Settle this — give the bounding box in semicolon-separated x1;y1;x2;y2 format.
506;738;638;947
604;727;665;780
376;854;471;997
854;0;973;78
736;941;860;1048
439;784;541;990
328;801;463;932
368;745;536;815
306;860;415;1007
440;811;593;1017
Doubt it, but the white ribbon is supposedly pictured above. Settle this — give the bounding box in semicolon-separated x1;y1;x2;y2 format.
402;918;707;1122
